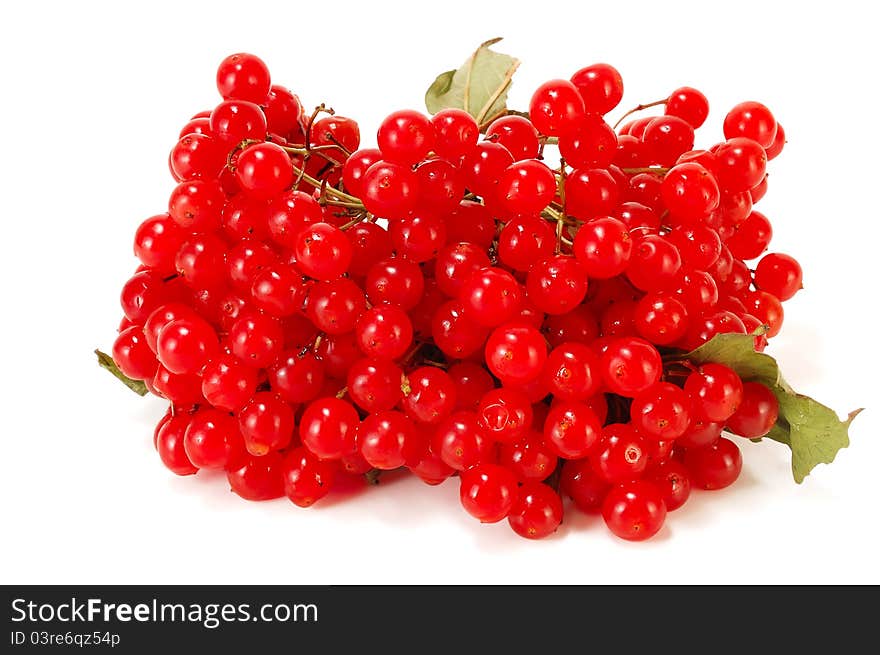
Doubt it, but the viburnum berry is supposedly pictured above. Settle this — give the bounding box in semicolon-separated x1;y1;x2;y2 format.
112;326;159;381
360;160;419;219
216;53;271;103
665;86;710;129
459;463;519;523
156;316;219;375
565;168;619;220
559;114;618;169
602;480;667;541
306;278;366;335
485;115;540;161
227;452;286;501
459;266;522;327
507;482;564;539
431;411;494;471
431;108;479;159
497;215;556;272
235;142;293;200
365;257;425;311
484;323;548;385
476;387;533;444
684;437;743;490
528;79;586;136
573;216;632;279
593;423;649;483
355;305;414;360
377;109;435;165
630;382;692;441
544;400;603;459
754;253;802;300
497;159;556;215
401;366;457;425
183;408;245;470
237;392;295;456
201;352;259;412
726;382;779;438
210;99;267;144
295;222;352;281
498;430;557;482
661;163;720;223
282;446;337;508
415;159;465;214
389;212;447;262
724;101;777;148
358;410;425;470
570;63;624;115
714;137;767;191
600;336;662;397
432;300;490;359
526;255;588;315
647;460;691;511
264;84;302;137
543;342;600;401
560;457;609;514
228;312;284;368
684;363;744;423
642;116;695;167
156;414;199;476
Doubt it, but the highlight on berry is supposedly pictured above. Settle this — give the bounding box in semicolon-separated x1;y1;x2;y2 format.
99;42;860;542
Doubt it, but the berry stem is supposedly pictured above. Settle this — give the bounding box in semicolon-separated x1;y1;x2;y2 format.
621;166;670;176
612;98;667;129
555;216;565;255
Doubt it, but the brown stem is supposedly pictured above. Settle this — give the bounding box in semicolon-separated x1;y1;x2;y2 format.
612;98;667;130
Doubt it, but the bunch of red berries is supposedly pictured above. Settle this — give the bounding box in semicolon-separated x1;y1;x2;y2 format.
109;51;803;541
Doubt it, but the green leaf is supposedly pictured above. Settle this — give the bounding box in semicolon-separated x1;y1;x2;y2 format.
683;333;862;483
95;349;148;396
425;37;520;127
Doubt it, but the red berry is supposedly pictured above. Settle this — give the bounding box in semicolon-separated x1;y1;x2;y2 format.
227;452;285;501
156;414;199;476
112;326;159;381
282;446;337;508
573;216;633;279
216;53;271;104
723;101;777;148
630;382;692;441
684;437;743;490
726;382;779;438
593;423;649;483
237;392;295;456
377;109;435;165
544;400;603;459
561;458;610;513
571;63;624;115
600;336;662;397
476;387;533;444
156;316;219;375
508;482;564;539
602;480;667;541
684;363;744;423
529;79;585;136
754;253;802;301
401;367;457;425
459;463;519;523
665;87;709;129
184;408;245;470
358;410;425;470
485;323;548;385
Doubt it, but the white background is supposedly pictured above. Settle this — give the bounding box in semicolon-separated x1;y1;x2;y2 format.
1;0;878;585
